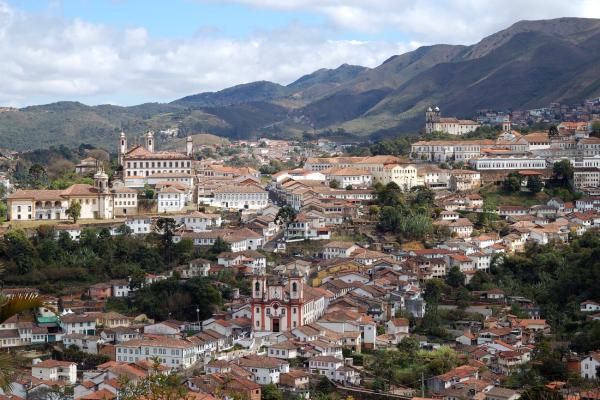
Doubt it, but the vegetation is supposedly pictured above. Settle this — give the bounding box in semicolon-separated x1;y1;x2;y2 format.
365;337;460;388
373;183;446;241
492;231;600;350
119;362;191;400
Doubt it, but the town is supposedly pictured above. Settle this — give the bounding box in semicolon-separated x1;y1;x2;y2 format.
0;102;597;400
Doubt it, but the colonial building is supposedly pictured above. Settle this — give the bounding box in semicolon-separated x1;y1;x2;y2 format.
7;169;125;221
251;274;328;333
119;131;194;188
425;106;480;135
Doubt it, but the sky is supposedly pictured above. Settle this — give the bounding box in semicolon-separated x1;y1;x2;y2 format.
1;0;599;107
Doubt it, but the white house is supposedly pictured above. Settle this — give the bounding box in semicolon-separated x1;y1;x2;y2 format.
267;340;299;359
32;360;77;384
60;314;96;335
581;352;600;380
158;186;186;213
62;333;104;354
238;356;290;384
580;300;600;312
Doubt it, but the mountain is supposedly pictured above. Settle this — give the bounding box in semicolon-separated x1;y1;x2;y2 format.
1;17;599;151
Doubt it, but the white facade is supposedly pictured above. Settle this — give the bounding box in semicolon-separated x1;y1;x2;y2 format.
116;338;200;369
213;185;269;210
32;361;77;384
158;187;186;213
581;353;600;380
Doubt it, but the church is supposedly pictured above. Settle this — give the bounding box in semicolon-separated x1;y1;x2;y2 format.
119;131;195;189
251;273;329;333
425;106;480;135
7;168;125;221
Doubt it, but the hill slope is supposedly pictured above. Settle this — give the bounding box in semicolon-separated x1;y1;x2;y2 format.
0;17;599;151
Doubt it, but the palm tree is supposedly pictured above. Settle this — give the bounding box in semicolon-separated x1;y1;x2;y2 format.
0;292;46;392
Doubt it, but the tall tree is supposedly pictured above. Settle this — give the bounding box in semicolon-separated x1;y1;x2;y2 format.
66;201;81;223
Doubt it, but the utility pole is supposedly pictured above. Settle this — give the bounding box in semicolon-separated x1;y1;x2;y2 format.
421;371;425;398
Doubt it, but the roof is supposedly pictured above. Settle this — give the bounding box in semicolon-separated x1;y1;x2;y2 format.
33;359;75;368
214;185;266;194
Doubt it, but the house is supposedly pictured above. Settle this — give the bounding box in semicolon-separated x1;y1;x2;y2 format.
279;369;310;391
63;333;104;354
267;340;299;359
308;356;360;385
385;318;409;342
60;313;96;335
581;352;600;380
188;373;261;400
485;387;521;400
430;365;479;393
434;218;474;238
237;356;290;384
110;280;131;298
580;300;600;312
158;186;187;213
455;331;476;346
322;241;359;259
87;283;112;300
32;359;77;384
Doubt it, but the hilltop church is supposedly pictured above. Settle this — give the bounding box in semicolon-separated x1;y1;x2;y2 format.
425;106;480;135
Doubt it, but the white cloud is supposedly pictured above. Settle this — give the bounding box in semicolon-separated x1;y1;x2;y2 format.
0;1;410;106
1;0;599;107
215;0;600;43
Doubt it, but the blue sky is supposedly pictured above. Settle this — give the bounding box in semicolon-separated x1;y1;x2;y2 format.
1;0;598;106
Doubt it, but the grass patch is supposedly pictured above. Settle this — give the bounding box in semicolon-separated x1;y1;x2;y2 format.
479;184;549;208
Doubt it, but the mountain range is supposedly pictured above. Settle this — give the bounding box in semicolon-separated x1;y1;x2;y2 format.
1;17;600;151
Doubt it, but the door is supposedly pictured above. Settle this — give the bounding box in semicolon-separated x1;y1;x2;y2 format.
272;318;280;333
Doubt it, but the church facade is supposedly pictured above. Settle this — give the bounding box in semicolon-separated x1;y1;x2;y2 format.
425;106;480;136
251;274;328;333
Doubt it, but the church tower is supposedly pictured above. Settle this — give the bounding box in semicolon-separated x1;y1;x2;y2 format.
186;136;193;157
118;132;127;166
145;131;154;153
94;167;109;194
289;271;303;301
425;106;440;134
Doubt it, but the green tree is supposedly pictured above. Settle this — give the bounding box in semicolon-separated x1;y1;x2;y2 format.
119;361;189;400
526;175;543;194
143;184;155;199
28;164;48;188
328;179;340;189
66;201;82;223
552;160;574;187
446;266;465;288
275;205;296;225
155;217;177;263
502;172;522;192
261;384;283;400
210;237;232;255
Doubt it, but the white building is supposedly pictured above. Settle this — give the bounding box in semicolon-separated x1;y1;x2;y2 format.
238;356;290;384
470;156;547;171
116;337;200;369
425;106;480;135
323;167;372;188
32;360;77;384
119;131;194;189
60;314;96;335
213;185;269;210
581;352;600;380
158;186;187;213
